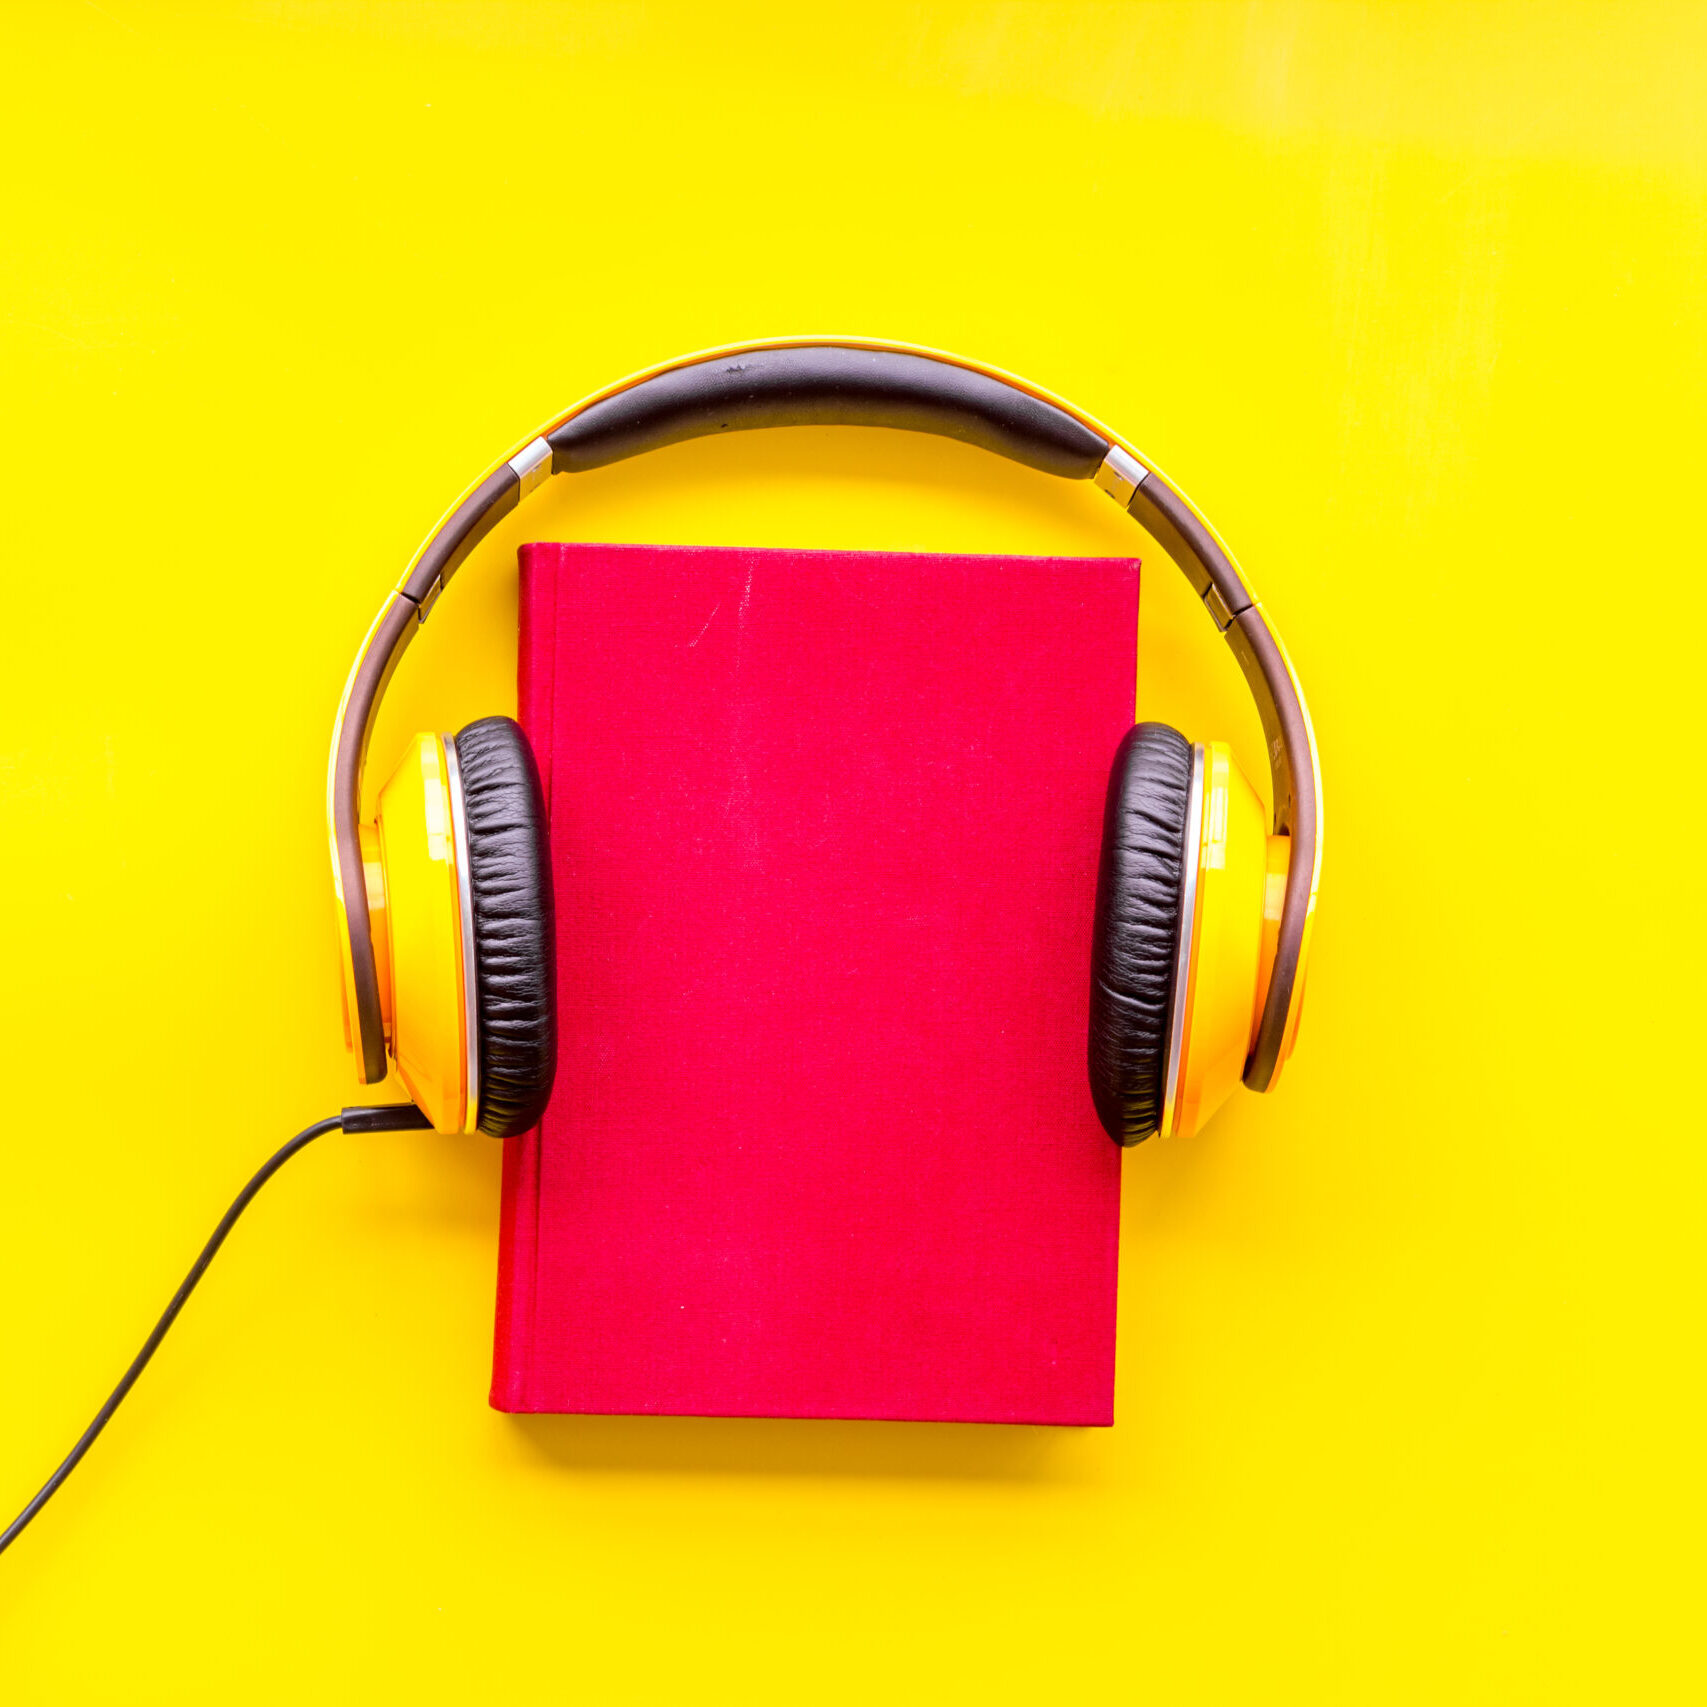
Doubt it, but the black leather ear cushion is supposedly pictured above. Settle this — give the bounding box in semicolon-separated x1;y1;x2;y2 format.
1087;723;1193;1146
454;716;557;1138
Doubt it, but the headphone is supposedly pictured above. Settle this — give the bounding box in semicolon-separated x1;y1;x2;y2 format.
328;338;1321;1146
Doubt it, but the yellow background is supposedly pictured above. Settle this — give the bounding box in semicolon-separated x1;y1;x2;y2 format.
2;3;1703;1699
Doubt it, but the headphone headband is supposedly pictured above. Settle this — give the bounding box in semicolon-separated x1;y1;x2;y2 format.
330;338;1320;1094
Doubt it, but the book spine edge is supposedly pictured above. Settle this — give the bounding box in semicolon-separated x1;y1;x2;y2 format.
489;542;557;1412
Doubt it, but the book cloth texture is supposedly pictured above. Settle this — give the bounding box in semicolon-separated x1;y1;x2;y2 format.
492;541;1137;1424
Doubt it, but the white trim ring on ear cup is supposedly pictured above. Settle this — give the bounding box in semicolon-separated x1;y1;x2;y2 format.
442;734;480;1135
1159;743;1205;1140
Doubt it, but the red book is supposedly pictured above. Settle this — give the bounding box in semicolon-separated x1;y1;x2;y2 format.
492;542;1137;1425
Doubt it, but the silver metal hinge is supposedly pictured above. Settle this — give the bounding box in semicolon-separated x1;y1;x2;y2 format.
508;437;554;498
1093;444;1148;507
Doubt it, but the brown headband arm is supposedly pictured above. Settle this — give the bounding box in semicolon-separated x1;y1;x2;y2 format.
1122;475;1318;1092
330;468;523;1083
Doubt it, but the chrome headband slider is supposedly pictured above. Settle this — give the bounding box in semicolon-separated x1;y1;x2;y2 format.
508;436;554;498
1093;444;1148;507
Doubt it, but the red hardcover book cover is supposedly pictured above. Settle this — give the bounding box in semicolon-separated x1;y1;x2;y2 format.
492;542;1137;1425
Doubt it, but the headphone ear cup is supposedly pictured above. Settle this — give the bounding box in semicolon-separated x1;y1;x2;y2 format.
1087;722;1194;1145
454;716;557;1138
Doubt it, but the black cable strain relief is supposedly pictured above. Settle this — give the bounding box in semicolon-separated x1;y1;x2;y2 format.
340;1104;434;1134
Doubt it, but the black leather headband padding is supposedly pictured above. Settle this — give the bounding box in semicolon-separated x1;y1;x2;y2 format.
547;345;1109;479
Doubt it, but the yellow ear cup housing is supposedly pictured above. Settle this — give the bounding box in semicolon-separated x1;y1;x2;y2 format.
1160;742;1278;1139
364;732;475;1134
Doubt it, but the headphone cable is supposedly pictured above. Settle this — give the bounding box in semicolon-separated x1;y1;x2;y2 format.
0;1102;431;1558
